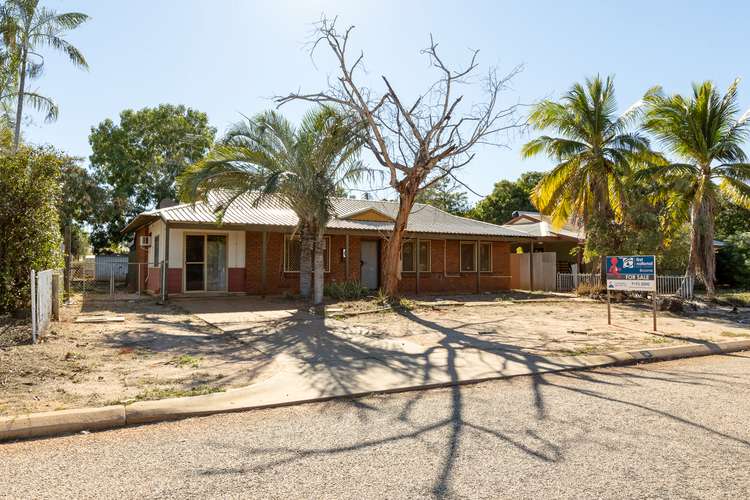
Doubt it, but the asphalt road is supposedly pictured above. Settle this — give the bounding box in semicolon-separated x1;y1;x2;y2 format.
3;353;750;499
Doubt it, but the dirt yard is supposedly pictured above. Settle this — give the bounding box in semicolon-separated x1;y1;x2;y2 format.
0;296;275;416
332;294;750;356
2;292;749;416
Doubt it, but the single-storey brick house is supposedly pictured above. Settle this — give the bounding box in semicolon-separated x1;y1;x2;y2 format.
122;193;532;297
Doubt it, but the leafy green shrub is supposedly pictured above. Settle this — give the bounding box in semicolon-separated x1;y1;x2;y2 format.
324;280;369;300
0;145;65;313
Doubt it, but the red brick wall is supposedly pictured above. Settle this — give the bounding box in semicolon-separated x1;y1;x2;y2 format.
242;232;512;296
245;231;363;294
228;268;245;292
399;240;511;294
147;267;161;294
130;227;150;293
167;268;181;294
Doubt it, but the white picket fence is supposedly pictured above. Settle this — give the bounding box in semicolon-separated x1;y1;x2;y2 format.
556;272;694;299
31;269;56;343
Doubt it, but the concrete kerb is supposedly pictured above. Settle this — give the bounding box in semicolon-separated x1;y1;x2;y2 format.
2;339;749;443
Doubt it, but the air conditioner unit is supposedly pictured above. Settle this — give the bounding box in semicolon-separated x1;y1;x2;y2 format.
139;235;152;247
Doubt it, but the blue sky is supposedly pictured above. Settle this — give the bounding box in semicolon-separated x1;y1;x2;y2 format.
25;0;750;202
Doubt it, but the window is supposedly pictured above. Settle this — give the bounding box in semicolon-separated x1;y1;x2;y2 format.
284;236;301;272
402;241;415;272
401;240;430;272
285;235;330;272
480;243;492;272
418;240;431;272
152;235;160;268
460;242;476;272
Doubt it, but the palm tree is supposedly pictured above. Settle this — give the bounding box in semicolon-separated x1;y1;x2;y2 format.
178;107;364;304
0;0;89;151
641;79;750;298
0;47;54;134
521;75;655;276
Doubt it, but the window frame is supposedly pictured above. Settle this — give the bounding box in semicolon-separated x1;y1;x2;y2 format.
479;242;492;273
284;235;331;273
459;241;477;272
401;240;431;273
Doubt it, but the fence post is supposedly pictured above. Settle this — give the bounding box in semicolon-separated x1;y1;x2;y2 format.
51;273;60;321
110;264;115;298
137;263;141;297
30;270;37;344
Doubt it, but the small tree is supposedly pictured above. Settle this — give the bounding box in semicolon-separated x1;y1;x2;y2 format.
0;143;64;313
89;104;216;252
276;17;522;297
469;171;544;224
522;76;657;280
641;79;750;298
179;107;364;304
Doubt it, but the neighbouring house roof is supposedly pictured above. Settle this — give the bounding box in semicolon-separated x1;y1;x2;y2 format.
501;211;585;242
503;210;727;248
123;192;532;239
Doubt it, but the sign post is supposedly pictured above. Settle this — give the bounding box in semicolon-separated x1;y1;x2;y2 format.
605;255;657;331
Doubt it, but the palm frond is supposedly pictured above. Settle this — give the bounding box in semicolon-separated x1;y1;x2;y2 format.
21;90;57;121
719;176;750;209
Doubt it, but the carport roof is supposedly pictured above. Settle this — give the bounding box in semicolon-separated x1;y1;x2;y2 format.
123;192;532;239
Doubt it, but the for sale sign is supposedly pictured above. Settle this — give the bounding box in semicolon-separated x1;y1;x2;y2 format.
606;255;656;291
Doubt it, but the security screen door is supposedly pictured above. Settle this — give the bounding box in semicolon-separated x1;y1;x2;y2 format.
206;235;227;291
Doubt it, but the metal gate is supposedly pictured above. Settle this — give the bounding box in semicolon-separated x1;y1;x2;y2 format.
69;261;151;300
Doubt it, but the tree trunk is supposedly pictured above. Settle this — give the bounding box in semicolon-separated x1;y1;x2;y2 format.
13;46;28;152
688;194;716;299
382;188;418;297
299;223;313;299
312;230;325;305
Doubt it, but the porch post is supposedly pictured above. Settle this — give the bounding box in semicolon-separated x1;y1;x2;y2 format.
261;231;268;297
476;239;480;293
415;237;420;295
163;223;170;301
345;234;350;282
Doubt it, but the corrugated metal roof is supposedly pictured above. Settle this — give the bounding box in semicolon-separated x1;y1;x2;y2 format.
505;212;585;241
124;192;531;238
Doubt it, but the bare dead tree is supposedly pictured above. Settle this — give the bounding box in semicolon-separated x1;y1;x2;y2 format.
276;16;523;297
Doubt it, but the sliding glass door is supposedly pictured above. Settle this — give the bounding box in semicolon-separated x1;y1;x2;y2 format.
184;234;227;292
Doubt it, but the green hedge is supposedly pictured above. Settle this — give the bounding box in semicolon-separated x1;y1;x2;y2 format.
0;146;64;313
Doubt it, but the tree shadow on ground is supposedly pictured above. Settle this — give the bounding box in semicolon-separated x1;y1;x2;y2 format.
70;296;750;497
162;298;750;497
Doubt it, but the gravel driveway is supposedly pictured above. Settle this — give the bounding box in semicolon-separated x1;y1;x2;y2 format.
3;353;749;499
